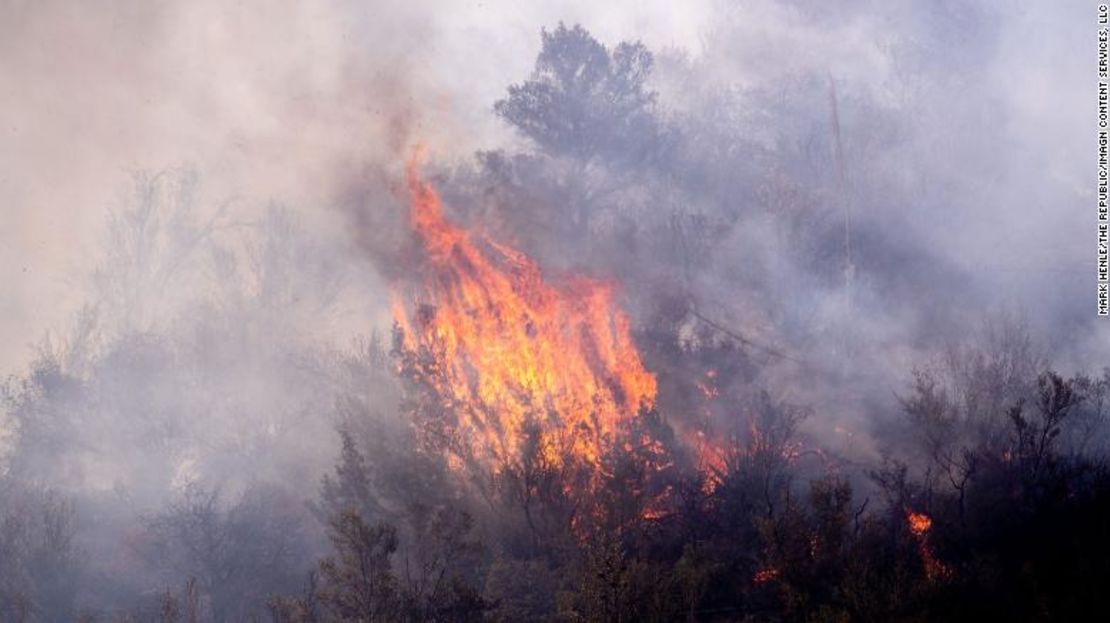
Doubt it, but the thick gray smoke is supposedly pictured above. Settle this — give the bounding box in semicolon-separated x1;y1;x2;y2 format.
0;0;1100;619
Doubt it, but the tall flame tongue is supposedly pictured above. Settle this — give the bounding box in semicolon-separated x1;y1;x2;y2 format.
392;155;657;474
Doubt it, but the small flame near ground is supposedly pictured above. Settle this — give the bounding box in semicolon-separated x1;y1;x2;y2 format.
906;509;950;581
391;151;657;475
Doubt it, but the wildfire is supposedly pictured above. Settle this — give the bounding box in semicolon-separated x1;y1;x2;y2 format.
695;369;720;400
906;511;932;536
392;153;657;474
906;509;950;581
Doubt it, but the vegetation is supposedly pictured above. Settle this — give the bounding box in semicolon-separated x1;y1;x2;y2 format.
1;16;1102;622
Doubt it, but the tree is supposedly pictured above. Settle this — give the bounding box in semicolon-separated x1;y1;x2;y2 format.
495;23;662;166
316;510;402;622
0;484;81;622
142;484;310;622
488;23;672;259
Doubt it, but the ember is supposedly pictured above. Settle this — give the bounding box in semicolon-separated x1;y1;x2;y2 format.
753;567;780;584
907;511;932;536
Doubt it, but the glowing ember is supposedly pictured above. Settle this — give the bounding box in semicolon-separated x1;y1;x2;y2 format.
686;428;726;492
392;153;657;473
696;369;720;400
753;567;780;584
907;511;932;536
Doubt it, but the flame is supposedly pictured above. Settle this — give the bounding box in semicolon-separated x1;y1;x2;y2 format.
906;510;950;580
690;429;727;480
695;368;720;400
392;154;657;474
906;511;932;536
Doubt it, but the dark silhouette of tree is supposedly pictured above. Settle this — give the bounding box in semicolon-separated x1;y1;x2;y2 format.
0;486;80;623
275;508;487;623
316;510;402;622
141;484;310;622
495;23;661;165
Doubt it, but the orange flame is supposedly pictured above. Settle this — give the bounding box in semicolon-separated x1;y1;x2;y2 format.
906;511;932;536
906;510;949;580
392;154;657;473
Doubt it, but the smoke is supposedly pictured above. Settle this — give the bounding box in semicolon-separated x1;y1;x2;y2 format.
0;0;1100;617
0;0;718;374
619;0;1099;457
